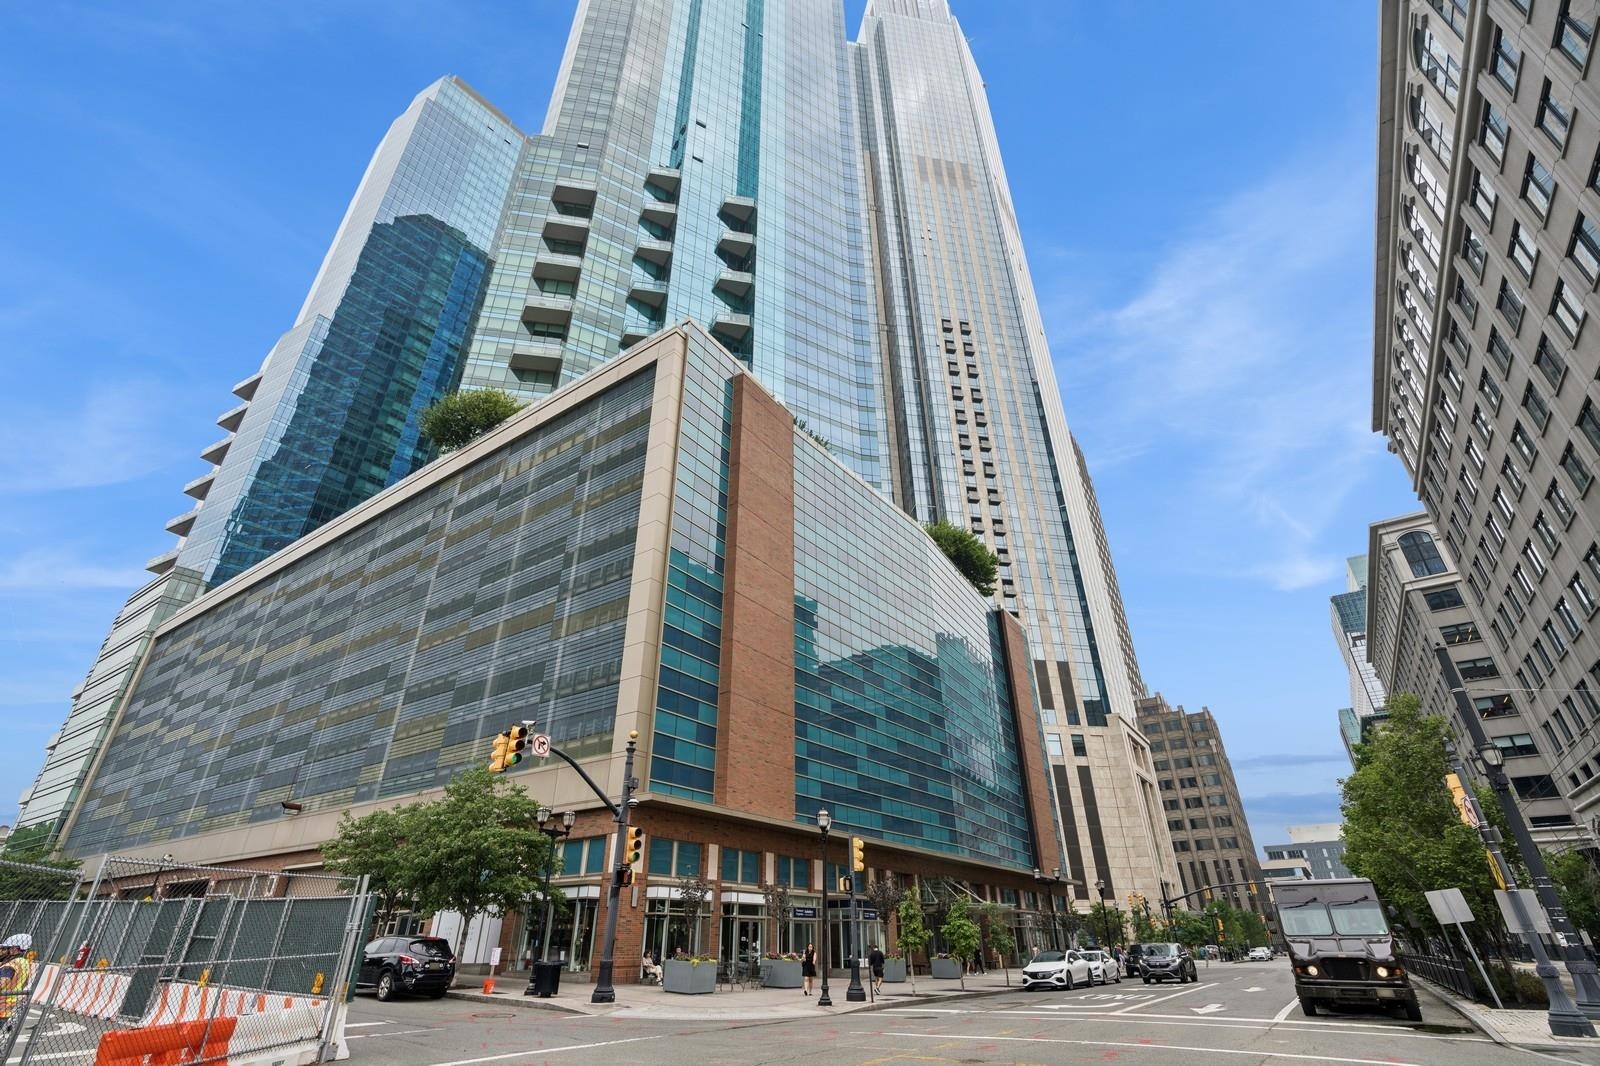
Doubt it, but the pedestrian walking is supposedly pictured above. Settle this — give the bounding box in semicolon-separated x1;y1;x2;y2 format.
867;944;885;994
801;943;817;997
0;934;34;1035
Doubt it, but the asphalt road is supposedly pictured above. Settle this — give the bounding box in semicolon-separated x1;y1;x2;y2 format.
341;959;1600;1065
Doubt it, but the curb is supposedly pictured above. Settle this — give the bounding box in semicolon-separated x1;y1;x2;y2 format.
443;989;594;1016
1410;973;1581;1053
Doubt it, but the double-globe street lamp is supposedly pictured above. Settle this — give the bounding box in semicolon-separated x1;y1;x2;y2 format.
1033;868;1063;949
524;807;576;996
817;808;833;1007
1094;878;1112;949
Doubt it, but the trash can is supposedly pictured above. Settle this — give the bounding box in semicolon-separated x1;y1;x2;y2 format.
528;960;562;998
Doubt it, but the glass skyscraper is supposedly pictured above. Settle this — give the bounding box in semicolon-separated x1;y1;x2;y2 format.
23;0;1173;906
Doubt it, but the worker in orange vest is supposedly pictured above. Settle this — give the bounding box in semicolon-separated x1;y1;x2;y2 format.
0;934;34;1034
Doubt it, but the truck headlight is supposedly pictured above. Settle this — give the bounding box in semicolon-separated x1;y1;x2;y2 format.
1306;964;1319;977
1376;966;1389;978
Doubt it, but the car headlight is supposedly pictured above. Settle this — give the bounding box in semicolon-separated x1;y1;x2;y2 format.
1376;966;1389;978
1306;965;1319;977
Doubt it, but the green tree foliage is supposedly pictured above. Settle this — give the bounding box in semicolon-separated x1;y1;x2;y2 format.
419;388;524;452
923;521;998;597
670;876;712;954
978;902;1016;985
1341;692;1501;950
940;897;982;990
323;768;557;960
1165;909;1213;948
0;850;81;901
896;888;931;994
1086;901;1128;947
1547;849;1600;944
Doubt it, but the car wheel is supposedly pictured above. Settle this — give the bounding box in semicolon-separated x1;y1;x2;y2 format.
376;971;397;1002
1300;997;1318;1017
1403;998;1423;1022
1064;972;1075;991
1142;976;1151;984
427;989;447;1000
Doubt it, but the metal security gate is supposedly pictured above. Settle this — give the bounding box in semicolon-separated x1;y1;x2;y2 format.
0;854;370;1066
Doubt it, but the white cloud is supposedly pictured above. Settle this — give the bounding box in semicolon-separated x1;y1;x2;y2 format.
1047;131;1400;590
0;379;184;493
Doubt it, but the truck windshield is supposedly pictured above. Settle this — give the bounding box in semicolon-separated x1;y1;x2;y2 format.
1330;901;1389;936
1279;904;1334;936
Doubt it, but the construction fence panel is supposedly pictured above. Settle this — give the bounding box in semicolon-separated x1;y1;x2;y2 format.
0;854;369;1066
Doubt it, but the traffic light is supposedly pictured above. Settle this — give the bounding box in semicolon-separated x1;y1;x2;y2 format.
1444;772;1482;828
850;836;866;873
838;875;853;894
489;731;512;773
625;826;645;865
505;724;529;769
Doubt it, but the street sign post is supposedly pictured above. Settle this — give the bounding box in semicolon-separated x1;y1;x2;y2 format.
1425;887;1500;1010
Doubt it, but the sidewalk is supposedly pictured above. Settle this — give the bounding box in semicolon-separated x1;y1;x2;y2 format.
1413;974;1600;1052
447;969;1023;1021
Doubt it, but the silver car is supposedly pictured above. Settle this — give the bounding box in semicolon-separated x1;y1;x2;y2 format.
1079;949;1122;984
1021;949;1095;991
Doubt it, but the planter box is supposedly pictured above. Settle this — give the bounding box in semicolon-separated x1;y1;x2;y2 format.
663;960;716;995
882;959;907;983
762;960;803;988
931;958;963;980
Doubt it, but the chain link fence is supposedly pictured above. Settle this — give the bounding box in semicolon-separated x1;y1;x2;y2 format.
0;854;370;1066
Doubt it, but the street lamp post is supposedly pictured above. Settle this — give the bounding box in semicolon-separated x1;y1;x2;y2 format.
1437;646;1599;1037
1034;868;1063;950
1095;878;1111;949
524;807;576;995
817;809;833;1007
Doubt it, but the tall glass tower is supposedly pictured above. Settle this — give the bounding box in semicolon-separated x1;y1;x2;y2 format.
20;1;1173;902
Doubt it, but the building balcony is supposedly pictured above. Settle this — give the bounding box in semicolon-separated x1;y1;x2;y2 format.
533;250;583;281
164;507;200;537
551;177;597;209
711;311;752;342
714;269;753;300
718;229;755;262
641;200;678;231
621;319;664;348
636;239;674;268
542;213;591;245
628;277;669;309
145;546;180;576
521;294;574;328
183;470;215;501
232;371;262;401
509;347;563;375
199;435;233;466
646;167;681;198
720;194;757;228
215;401;248;433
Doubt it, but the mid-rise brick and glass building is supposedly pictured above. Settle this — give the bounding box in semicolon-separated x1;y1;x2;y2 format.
1332;555;1390;759
1263;825;1352;880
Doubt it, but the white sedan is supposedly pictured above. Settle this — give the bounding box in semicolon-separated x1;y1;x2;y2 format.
1021;949;1095;991
1247;946;1272;962
1079;949;1122;983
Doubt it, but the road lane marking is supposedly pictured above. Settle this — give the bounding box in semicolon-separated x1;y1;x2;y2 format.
852;1030;1428;1064
1112;980;1217;1013
1272;997;1299;1022
1243;986;1266;992
1191;1004;1226;1014
349;1028;444;1039
877;1007;1487;1042
420;1035;665;1066
345;1021;389;1028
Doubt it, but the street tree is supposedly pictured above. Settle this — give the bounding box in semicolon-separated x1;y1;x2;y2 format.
1547;849;1600;944
671;876;712;955
322;806;415;932
978;902;1016;985
896;888;931;995
864;875;900;952
0;850;80;901
940;897;982;991
1086;901;1127;947
761;882;794;953
419;388;523;452
1341;692;1503;952
924;521;998;596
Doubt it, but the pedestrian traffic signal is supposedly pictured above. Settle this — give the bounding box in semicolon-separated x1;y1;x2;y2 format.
1444;772;1481;828
625;826;645;865
850;836;865;873
838;876;853;894
489;731;512;773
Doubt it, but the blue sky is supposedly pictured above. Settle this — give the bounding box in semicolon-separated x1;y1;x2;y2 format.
0;1;1417;853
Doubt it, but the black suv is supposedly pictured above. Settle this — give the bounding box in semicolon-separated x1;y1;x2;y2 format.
1139;942;1197;984
357;936;456;1001
1124;943;1147;976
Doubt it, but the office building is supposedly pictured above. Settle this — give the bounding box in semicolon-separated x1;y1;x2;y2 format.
1367;512;1583;846
29;0;1169;904
1332;555;1389;759
1375;0;1600;848
1134;695;1265;914
1263;824;1352;880
60;325;1073;972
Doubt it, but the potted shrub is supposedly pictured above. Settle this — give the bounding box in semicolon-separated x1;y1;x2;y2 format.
882;950;907;984
662;952;717;994
762;951;804;988
930;953;963;980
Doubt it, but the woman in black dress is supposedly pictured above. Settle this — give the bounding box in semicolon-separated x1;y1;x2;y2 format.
802;942;818;996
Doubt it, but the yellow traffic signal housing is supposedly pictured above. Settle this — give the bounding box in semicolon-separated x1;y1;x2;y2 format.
505;724;529;769
488;731;512;773
625;826;645;865
1444;772;1481;828
850;836;865;873
838;876;853;894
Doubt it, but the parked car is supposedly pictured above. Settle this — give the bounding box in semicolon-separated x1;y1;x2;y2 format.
1021;949;1095;991
1123;943;1147;976
1079;949;1122;984
1139;942;1197;984
357;936;456;1001
1248;946;1273;962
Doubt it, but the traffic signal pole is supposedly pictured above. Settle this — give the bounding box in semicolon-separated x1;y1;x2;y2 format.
590;730;638;1004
